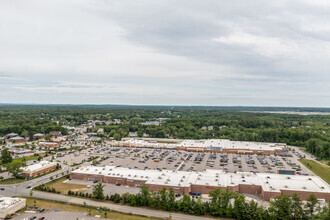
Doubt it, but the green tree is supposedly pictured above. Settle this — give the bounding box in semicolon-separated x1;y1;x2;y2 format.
291;193;306;219
92;183;105;200
113;133;121;141
1;148;13;164
178;194;192;214
6;161;24;178
45;134;52;141
209;187;233;217
269;194;295;219
305;194;319;218
165;188;176;211
159;187;168;208
232;193;246;219
193;196;205;216
139;185;150;206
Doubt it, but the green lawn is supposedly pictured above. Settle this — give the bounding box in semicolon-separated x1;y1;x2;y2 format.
299;159;330;184
13;153;46;163
0;178;25;184
24;197;162;220
40;177;89;194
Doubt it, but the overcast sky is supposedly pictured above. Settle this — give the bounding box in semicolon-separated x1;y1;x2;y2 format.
1;0;330;107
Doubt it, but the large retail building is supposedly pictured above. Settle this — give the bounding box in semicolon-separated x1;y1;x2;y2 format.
71;165;330;202
111;138;286;155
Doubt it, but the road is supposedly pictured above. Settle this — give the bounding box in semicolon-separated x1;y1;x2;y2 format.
14;211;104;220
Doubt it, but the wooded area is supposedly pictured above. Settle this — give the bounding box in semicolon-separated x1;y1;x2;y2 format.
0;105;329;160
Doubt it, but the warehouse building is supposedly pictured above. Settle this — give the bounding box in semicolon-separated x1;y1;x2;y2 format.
21;161;57;178
71;166;330;202
111;138;285;155
0;197;26;219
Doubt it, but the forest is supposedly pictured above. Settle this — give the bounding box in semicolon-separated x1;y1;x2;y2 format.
0;105;329;160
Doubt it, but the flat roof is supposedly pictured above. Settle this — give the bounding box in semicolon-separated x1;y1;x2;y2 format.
0;197;25;210
9;136;24;140
72;166;330;194
113;138;285;151
21;161;56;173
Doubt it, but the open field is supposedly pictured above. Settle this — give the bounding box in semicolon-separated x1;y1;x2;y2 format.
299;159;330;184
41;177;90;194
24;197;161;220
13;153;46;163
0;178;25;184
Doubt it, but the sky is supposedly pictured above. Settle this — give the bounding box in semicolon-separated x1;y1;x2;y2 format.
0;0;330;107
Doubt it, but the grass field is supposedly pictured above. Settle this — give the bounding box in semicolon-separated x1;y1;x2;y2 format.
24;198;162;220
41;177;89;194
13;153;46;163
0;178;25;184
299;159;330;184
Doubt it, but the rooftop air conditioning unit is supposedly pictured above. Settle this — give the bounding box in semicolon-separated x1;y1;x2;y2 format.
308;178;312;180
287;177;290;179
242;180;246;182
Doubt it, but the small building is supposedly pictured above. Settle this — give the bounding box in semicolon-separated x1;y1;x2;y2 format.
50;137;66;143
9;148;32;155
39;142;58;148
49;131;62;137
4;133;18;139
97;128;104;134
33;133;45;140
21;161;57;178
8;136;25;143
0;197;26;219
129;132;138;137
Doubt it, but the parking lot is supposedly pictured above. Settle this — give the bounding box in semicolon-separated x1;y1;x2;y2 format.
84;145;315;176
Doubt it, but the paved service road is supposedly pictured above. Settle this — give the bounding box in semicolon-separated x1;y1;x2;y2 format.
14;211;104;220
28;191;214;220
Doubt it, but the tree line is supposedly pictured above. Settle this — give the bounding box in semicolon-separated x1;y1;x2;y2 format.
65;183;330;219
0;105;329;159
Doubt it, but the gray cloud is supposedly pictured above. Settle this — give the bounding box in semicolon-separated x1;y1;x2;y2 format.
0;0;329;106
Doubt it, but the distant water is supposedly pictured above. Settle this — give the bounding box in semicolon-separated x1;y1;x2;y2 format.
243;111;330;116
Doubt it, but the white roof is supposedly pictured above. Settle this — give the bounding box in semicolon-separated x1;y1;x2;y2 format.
0;197;25;210
72;166;330;193
21;161;56;173
9;136;24;140
114;138;285;151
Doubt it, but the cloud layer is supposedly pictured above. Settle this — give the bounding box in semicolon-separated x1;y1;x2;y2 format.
0;0;329;106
